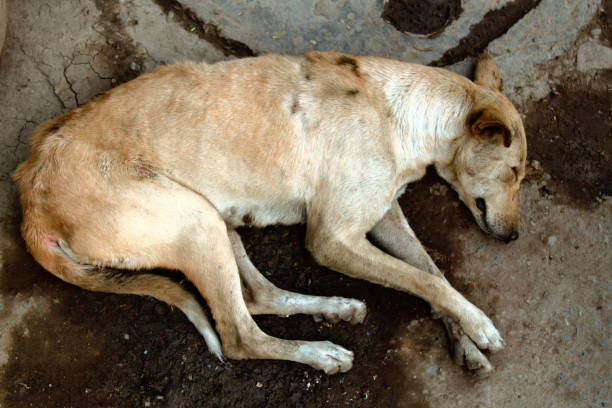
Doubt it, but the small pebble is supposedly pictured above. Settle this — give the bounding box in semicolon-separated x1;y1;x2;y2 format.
155;304;167;315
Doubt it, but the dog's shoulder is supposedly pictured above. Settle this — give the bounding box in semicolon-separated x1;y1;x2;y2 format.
303;51;364;79
290;52;392;123
301;51;368;97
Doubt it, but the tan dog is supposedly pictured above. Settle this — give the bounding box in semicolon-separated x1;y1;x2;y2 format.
14;52;526;376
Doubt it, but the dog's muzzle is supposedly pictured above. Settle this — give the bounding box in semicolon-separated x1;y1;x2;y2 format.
476;198;518;243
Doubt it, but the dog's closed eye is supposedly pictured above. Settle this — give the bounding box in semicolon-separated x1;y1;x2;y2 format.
511;166;518;180
500;166;518;183
475;198;486;214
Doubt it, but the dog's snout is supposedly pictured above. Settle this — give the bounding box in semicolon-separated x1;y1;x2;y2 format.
505;230;519;243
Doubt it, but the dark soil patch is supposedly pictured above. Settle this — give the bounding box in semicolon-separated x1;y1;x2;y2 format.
151;0;255;58
523;85;612;207
431;0;541;67
381;0;462;37
92;0;147;84
0;226;427;407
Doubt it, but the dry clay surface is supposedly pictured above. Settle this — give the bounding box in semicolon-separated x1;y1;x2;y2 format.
0;0;610;407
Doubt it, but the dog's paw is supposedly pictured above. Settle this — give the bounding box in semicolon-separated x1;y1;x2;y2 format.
299;341;354;375
325;297;367;324
459;306;505;352
453;332;494;377
443;315;494;377
312;297;367;325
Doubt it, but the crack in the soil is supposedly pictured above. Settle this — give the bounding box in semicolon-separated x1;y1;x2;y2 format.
430;0;542;67
150;0;256;58
87;52;116;82
37;69;68;110
1;120;35;151
62;63;80;107
15;43;68;110
13;120;37;156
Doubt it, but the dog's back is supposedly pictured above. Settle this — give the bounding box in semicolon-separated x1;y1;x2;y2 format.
15;52;399;236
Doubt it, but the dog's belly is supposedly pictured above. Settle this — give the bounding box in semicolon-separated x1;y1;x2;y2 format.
218;199;307;228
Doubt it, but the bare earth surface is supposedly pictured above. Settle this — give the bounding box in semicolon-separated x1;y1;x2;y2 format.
0;1;610;407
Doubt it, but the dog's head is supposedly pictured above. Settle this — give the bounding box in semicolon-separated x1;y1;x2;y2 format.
436;54;527;243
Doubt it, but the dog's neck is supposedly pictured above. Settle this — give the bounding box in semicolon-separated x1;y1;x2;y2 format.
374;64;472;173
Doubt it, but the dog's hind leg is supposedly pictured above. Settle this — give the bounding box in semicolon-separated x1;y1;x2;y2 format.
228;230;366;324
49;251;223;360
369;200;494;376
38;179;354;374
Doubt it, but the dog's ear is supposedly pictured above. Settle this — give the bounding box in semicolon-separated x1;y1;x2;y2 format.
467;107;512;148
474;53;502;92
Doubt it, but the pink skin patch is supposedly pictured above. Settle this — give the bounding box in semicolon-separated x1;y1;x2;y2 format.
44;234;59;247
136;167;154;177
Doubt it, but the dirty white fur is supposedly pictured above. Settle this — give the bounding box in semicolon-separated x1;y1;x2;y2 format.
296;342;354;375
53;239;94;272
180;298;223;360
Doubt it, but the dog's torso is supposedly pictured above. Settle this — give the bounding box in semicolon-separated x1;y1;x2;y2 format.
32;53;474;231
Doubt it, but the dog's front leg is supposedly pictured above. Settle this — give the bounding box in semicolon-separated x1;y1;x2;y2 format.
369;200;495;375
306;205;504;355
228;229;366;324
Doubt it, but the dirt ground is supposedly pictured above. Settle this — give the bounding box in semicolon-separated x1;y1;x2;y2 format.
0;1;610;407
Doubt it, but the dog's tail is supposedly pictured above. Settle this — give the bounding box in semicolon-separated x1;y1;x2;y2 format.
33;232;225;360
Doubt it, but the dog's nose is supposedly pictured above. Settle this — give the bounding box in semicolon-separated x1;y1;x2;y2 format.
505;230;519;243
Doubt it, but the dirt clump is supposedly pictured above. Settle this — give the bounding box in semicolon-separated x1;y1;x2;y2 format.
523;83;612;207
381;0;462;37
151;0;255;58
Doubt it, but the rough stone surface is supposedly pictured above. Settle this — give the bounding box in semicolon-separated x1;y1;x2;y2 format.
179;0;511;63
577;40;612;71
487;0;601;102
0;0;6;55
119;0;227;69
